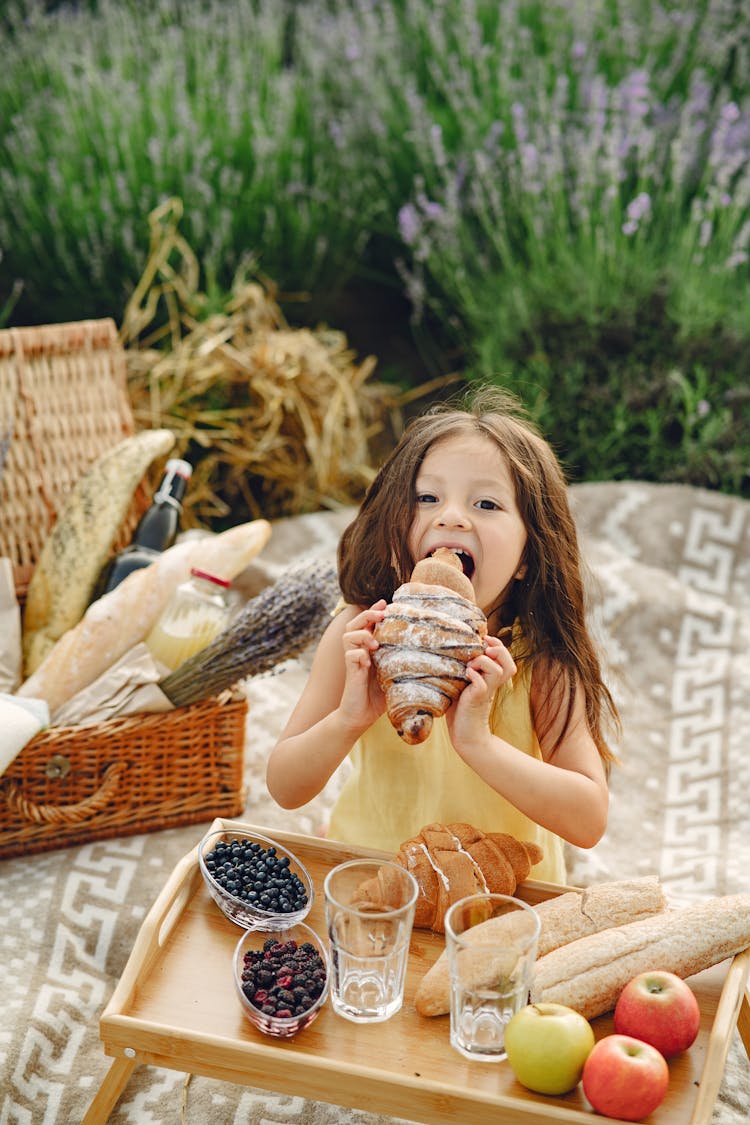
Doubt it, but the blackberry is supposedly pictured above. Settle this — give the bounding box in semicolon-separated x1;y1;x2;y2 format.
204;837;309;916
241;937;326;1020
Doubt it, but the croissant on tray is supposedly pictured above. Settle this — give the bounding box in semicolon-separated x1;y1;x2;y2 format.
356;822;544;933
371;548;487;745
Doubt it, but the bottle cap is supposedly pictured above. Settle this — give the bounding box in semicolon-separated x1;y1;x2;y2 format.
153;458;192;507
190;567;231;588
165;458;193;479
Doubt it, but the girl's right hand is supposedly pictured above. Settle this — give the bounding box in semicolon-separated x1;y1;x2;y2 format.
338;600;387;733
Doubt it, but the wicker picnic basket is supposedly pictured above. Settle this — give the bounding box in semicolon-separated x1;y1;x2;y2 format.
0;319;247;859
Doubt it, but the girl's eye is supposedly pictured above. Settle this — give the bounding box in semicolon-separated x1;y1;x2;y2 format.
476;498;500;510
416;492;438;504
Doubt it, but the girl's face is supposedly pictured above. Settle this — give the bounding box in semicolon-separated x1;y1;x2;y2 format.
406;432;528;616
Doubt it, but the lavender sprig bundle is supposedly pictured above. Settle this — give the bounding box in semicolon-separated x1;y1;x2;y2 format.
160;557;339;707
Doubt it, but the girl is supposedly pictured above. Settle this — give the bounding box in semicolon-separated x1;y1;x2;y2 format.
266;387;619;883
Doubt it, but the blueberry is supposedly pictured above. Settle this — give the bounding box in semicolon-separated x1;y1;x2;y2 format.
206;837;308;916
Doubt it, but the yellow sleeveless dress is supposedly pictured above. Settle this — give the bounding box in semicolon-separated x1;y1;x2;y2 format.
327;659;567;885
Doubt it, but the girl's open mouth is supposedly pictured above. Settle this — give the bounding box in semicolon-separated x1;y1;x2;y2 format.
428;547;475;579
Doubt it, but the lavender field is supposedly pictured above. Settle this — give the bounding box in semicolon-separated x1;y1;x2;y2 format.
1;0;748;495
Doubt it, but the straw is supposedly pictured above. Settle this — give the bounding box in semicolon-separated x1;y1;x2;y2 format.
121;198;400;527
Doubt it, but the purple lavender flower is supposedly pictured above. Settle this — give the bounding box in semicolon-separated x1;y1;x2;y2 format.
511;102;528;145
618;69;651;121
398;203;421;246
344;32;361;62
626;192;652;222
423;201;444;221
720;102;741;124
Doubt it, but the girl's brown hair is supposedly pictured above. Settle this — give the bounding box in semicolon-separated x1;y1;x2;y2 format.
338;385;620;764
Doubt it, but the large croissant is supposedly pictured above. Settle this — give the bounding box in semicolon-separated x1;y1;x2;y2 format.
356;822;544;933
372;548;487;745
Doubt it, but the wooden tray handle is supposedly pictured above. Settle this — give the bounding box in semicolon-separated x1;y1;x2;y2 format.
2;762;128;824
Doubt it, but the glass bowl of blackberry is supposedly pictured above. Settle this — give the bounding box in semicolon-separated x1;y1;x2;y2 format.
198;828;313;931
233;923;329;1037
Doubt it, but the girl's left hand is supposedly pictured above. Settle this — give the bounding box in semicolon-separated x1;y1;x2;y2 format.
445;635;516;749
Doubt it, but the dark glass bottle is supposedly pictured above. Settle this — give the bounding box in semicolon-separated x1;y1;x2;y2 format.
92;458;192;599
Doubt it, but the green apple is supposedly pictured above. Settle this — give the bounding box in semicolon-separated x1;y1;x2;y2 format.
504;1002;595;1095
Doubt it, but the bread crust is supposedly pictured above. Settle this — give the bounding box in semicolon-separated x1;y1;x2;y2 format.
414;875;668;1016
530;893;750;1020
17;519;272;714
22;428;176;674
410;548;475;599
372;550;486;745
355;822;543;936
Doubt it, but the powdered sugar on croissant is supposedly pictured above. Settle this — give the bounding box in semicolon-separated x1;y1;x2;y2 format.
372;548;487;745
356;821;544;933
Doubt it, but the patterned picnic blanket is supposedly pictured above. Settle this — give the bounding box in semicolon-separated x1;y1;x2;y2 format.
1;480;748;1123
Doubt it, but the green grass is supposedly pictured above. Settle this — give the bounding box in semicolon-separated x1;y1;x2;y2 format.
0;0;383;323
1;0;749;499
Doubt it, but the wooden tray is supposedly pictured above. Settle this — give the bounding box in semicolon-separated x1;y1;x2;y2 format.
84;819;750;1125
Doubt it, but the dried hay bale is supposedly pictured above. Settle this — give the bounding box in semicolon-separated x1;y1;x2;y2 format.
120;198;402;526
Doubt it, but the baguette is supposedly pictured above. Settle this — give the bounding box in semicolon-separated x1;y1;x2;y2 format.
17;519;271;715
415;875;667;1016
531;893;750;1020
22;428;176;675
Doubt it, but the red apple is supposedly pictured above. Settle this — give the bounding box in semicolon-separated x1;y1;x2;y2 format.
582;1034;669;1121
614;970;700;1058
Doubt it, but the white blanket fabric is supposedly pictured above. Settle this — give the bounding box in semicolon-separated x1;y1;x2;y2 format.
1;481;748;1123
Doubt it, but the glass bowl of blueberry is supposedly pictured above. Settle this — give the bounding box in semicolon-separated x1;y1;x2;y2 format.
198;828;313;931
233;923;329;1037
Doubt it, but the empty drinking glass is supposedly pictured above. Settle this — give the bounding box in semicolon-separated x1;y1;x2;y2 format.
445;893;540;1061
324;858;418;1023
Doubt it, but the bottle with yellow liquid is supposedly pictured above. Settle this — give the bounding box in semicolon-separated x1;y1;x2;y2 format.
146;568;232;672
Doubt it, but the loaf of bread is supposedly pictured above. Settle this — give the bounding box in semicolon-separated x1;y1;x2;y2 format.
371;549;487;745
415;875;668;1016
530;893;750;1020
356;822;543;935
17;519;272;715
22;428;176;675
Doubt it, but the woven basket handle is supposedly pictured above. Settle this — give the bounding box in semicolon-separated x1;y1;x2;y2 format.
2;762;128;825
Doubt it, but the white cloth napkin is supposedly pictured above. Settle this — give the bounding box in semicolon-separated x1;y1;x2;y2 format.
0;694;50;777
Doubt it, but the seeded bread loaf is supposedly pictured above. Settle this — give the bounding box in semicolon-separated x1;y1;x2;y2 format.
17;519;272;716
22;428;175;675
415;875;668;1016
530;893;750;1020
